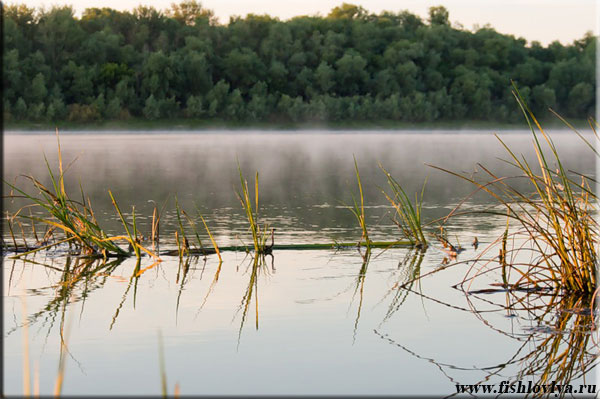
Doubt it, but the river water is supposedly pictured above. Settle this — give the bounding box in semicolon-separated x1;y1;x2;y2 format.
3;129;597;395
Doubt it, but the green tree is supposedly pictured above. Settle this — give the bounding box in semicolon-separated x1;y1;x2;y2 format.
29;72;48;104
225;89;245;120
3;49;22;104
158;96;180;118
143;94;161;119
530;85;556;117
61;61;94;103
180;52;212;95
247;82;270;121
2;2;596;124
267;61;288;93
37;6;84;74
328;3;367;20
167;1;215;25
223;48;266;91
567;82;594;117
205;80;230;117
28;102;46;120
141;51;174;98
428;6;449;26
314;62;335;93
14;97;28;120
105;97;122;119
185;95;205;117
335;50;368;96
93;93;106;116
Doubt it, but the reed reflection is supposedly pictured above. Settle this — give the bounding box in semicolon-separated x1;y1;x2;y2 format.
7;256;126;338
376;288;598;398
234;254;275;348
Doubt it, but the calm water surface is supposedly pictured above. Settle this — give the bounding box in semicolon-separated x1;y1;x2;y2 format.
3;130;597;395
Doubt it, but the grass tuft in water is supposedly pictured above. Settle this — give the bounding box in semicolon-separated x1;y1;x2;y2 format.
431;85;597;295
379;164;428;250
4;131;127;257
236;163;273;255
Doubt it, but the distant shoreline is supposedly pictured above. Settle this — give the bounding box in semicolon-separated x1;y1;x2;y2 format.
4;118;591;132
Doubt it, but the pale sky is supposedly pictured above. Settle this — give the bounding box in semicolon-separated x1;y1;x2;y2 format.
11;0;598;45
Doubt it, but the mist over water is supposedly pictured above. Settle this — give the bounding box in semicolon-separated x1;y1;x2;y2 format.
4;130;594;243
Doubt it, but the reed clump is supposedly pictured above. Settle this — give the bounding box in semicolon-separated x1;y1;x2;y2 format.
433;87;597;296
379;164;428;250
3;130;158;260
4;130;126;257
166;196;222;261
236;164;274;255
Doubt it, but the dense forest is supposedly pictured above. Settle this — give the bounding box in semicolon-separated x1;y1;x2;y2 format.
3;2;596;125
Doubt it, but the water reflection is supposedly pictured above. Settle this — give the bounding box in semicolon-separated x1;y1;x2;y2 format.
376;287;598;398
7;256;127;338
236;256;262;344
4;238;597;395
463;291;597;391
110;258;142;330
379;249;425;325
351;247;371;343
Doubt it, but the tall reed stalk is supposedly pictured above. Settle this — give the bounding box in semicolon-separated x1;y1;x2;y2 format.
109;190;141;258
198;213;222;262
348;156;370;248
236;164;271;255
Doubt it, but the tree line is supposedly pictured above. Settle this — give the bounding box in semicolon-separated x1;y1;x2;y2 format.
3;2;596;124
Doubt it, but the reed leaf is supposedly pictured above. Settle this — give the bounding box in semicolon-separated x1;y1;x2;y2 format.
236;163;270;255
379;164;427;249
108;190;140;258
